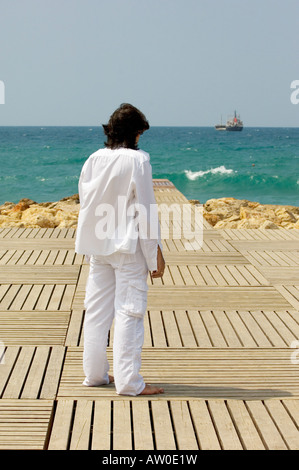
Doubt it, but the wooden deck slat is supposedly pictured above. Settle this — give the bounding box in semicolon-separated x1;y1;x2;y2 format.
0;346;65;399
0;311;70;345
229;240;299;251
92;400;112;450
274;285;299;310
0;266;80;284
132;401;154;450
147;286;294;310
170;401;199;449
207;400;243;450
257;267;299;284
57;347;299;401
113;401;132;450
264;400;299;450
245;401;289;450
151;401;176;450
0;284;75;311
46;398;299;450
0;400;54;450
226;400;265;450
67;309;299;350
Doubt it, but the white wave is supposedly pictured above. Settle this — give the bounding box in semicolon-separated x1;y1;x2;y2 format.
184;165;235;181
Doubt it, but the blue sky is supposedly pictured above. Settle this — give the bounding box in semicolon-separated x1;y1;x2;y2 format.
0;0;298;126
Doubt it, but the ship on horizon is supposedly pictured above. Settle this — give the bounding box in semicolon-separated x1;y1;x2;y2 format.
215;111;243;131
214;115;226;131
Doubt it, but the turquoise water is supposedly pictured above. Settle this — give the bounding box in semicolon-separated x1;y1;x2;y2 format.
0;126;298;206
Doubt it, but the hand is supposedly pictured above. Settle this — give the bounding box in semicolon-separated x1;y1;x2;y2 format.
151;245;165;278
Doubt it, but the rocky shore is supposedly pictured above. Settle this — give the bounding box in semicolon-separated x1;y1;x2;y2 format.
0;195;298;230
190;197;299;229
0;194;80;229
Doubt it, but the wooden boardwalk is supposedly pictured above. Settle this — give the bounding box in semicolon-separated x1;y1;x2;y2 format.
0;179;299;450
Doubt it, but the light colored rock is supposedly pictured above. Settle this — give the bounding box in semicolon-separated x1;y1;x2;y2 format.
0;194;298;230
0;194;80;229
259;220;280;229
201;196;299;230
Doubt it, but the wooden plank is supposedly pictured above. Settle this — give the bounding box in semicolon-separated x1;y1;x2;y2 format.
0;346;20;396
221;311;258;348
236;311;273;347
7;284;32;310
0;285;21;309
185;265;206;286
0;265;80;284
65;309;84;347
47;400;74;450
258;267;299;284
0;400;54;450
57;347;299;400
2;346;36;398
132;401;154;450
248;311;287;347
264;400;299;450
208;400;243;449
169;265;185;285
92;400;111;450
261;310;297;346
151;401;176;450
174;310;197;347
21;346;50;398
0;346;65;399
143;313;153;347
147;286;293;310
20;284;43;310
170;401;198;449
274;285;299;310
197;265;217;285
149;310;167;347
187;310;212;347
69;400;93;450
0;238;75;249
0;311;70;346
113;401;132;450
199;311;227;347
229;240;299;251
210;310;242;347
245;401;288;450
188;400;221;450
40;346;65;399
282;400;299;429
179;265;196;285
34;285;54;310
47;285;66;310
275;311;299;344
226;400;265;450
162;311;182;347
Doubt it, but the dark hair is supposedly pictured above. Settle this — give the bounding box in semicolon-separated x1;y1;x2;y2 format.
102;103;150;150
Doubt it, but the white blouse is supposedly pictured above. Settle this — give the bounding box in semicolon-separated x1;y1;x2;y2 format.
75;147;162;271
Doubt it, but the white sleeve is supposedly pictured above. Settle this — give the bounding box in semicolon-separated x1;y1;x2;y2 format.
134;159;162;271
78;160;88;207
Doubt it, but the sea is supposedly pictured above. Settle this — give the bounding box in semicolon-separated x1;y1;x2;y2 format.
0;126;298;206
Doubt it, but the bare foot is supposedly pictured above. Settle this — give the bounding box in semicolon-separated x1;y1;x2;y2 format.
109;375;114;383
139;384;164;395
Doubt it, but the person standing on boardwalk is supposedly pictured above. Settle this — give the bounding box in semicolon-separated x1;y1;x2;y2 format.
75;103;165;396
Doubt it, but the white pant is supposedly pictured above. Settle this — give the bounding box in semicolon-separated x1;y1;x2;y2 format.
82;242;149;396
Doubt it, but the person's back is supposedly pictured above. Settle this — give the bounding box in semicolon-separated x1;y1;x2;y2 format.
75;146;160;270
75;103;165;396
